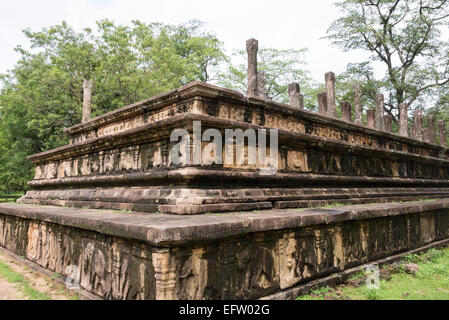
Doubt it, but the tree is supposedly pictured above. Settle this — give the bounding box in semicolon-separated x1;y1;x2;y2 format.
218;47;319;110
326;0;449;121
0;20;226;192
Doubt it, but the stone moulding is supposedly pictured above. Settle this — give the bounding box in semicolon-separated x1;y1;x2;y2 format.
0;199;448;299
28;114;449;165
62;82;448;155
4;199;449;246
20;82;449;214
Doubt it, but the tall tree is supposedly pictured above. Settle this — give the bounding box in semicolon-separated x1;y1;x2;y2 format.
326;0;449;120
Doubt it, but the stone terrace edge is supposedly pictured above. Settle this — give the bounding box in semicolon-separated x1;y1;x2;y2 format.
1;199;448;247
64;81;448;153
27;114;449;165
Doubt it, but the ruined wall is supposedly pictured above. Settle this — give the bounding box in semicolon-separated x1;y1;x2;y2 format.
29;122;449;182
1;203;448;299
30;83;449;179
0;214;155;300
20;82;449;214
147;209;449;299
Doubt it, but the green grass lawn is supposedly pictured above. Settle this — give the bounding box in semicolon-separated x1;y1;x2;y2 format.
0;259;51;300
0;253;80;300
297;246;449;300
0;192;24;203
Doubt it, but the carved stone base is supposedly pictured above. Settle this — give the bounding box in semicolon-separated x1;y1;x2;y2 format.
18;183;449;214
1;199;449;299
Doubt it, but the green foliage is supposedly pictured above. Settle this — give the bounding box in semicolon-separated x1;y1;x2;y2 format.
296;286;334;300
405;247;444;263
0;20;226;192
326;0;449;121
363;288;380;300
218;47;320;110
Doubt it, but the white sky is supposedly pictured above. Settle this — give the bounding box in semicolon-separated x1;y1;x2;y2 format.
0;0;375;83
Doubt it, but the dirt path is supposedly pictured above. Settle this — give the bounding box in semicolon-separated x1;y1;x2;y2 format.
0;251;77;300
0;275;27;300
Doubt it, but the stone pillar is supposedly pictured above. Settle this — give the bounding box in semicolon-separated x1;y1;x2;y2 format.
438;120;447;147
325;72;337;117
414;109;423;141
410;124;416;139
341;101;352;122
375;93;385;130
354;84;363;125
423;127;430;143
288;82;303;109
428;115;436;144
246;38;258;97
366;109;375;128
318;92;327;115
399;103;408;137
82;79;92;123
383;114;392;133
257;70;268;99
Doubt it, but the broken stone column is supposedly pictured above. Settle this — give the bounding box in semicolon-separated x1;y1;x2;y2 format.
428;115;436;144
288;82;303;109
299;94;304;108
325;72;337;117
423;127;430;143
410;124;416;139
82;79;93;123
257;70;268;99
246;38;258;97
414;109;423;141
366;109;375;128
354;84;363;125
383;114;392;133
341;101;352;122
399;103;408;137
318;92;327;115
375;94;385;131
439;120;447;147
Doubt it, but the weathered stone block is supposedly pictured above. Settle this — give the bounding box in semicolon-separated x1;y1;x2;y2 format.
1;201;449;299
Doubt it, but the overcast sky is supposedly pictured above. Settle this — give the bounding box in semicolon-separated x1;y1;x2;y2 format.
0;0;374;83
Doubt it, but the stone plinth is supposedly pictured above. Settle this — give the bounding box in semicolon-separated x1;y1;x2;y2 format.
1;199;449;299
18;82;449;215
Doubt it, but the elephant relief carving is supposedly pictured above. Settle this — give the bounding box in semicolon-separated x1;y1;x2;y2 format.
250;246;276;292
81;242;111;298
112;250;150;300
26;227;40;261
279;233;301;290
179;248;207;300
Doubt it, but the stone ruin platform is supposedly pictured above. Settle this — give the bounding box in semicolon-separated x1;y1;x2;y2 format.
2;37;449;299
0;199;448;299
16;81;449;214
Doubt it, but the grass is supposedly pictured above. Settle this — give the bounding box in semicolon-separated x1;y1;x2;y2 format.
69;293;80;300
297;245;449;300
50;273;64;280
320;198;442;209
0;195;22;203
8;192;24;196
0;259;51;300
287;208;308;212
322;203;349;208
116;209;132;214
